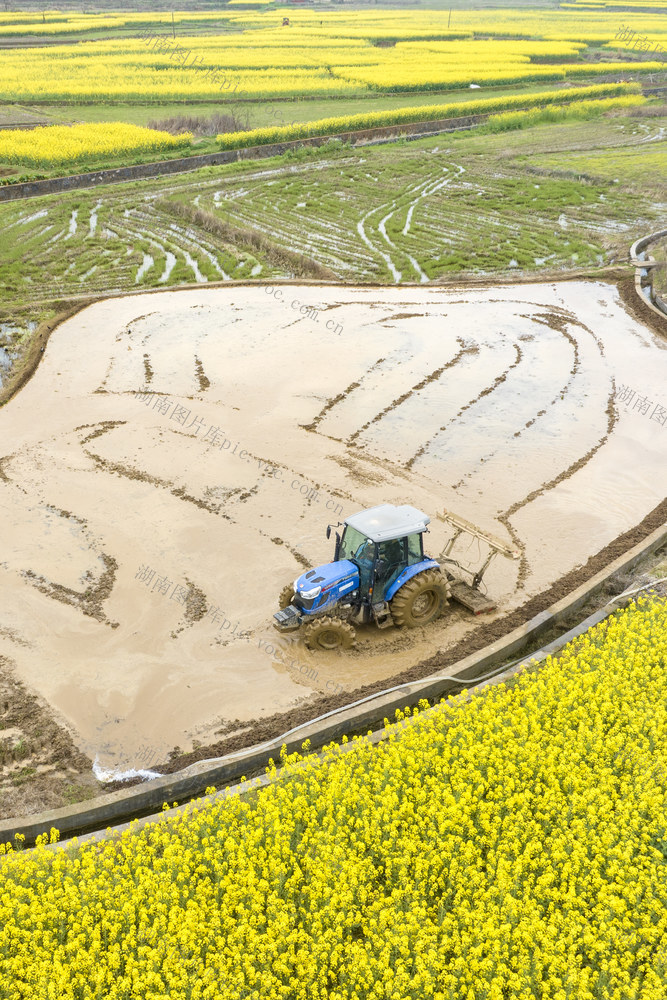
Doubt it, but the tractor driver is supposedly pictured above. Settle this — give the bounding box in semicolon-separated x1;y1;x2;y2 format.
376;539;404;598
353;537;376;595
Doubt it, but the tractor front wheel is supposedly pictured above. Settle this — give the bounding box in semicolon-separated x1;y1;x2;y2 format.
304;617;356;651
278;583;295;610
390;569;449;628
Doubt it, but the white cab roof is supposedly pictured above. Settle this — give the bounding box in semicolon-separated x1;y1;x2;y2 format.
344;504;430;543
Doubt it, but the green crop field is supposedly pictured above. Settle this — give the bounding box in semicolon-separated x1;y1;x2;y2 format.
526;139;667;190
0;114;662;296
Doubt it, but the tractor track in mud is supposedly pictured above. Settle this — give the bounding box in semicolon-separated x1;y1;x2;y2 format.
24;553;119;629
350;338;478;448
407;343;522;471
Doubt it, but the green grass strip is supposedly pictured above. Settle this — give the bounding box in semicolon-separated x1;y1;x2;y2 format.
483;94;647;132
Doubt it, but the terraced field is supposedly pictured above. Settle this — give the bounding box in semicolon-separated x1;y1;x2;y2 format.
1;279;666;798
2;9;667;991
525;126;667;192
0;113;664;343
0;95;665;814
1;193;269;298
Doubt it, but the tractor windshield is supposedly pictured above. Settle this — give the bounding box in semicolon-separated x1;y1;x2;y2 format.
339;525;375;564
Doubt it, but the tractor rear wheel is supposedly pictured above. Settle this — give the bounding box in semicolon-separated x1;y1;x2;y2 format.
278;583;295;610
390;569;449;628
304;617;356;651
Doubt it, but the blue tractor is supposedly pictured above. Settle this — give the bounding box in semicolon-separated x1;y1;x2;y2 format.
274;503;519;650
274;503;452;650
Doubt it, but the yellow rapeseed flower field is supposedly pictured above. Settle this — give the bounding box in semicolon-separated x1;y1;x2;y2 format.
0;7;663;102
1;596;666;998
0;122;193;168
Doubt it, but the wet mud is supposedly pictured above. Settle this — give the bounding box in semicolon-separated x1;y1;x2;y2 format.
0;280;665;785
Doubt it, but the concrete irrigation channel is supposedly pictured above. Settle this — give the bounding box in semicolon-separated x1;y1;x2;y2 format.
0;278;666;838
631;229;667;323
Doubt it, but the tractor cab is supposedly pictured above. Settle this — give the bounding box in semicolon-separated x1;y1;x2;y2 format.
332;505;433;604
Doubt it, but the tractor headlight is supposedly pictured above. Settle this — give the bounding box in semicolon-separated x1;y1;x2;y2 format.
299;585;322;600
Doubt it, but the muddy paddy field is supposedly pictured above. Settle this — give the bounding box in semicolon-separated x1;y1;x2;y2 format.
0;279;666;816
